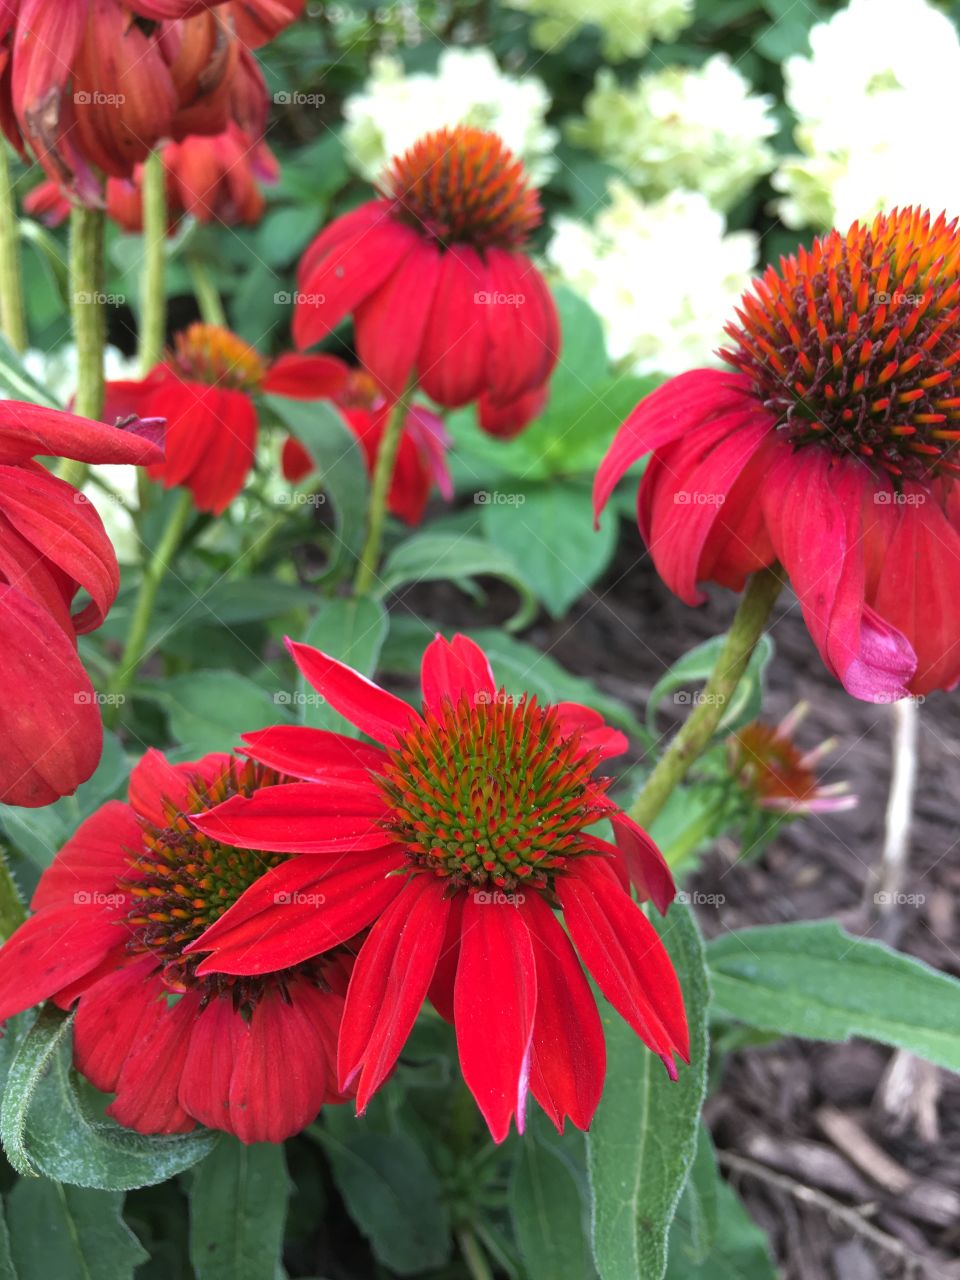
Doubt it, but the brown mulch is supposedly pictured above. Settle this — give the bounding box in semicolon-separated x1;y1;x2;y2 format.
406;519;960;1280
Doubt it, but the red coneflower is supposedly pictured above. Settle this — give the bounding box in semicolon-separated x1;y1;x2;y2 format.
104;323;344;513
595;207;960;701
0;403;162;806
281;360;453;525
0;2;241;201
0;750;353;1142
25;123;278;234
186;633;686;1142
293;126;559;433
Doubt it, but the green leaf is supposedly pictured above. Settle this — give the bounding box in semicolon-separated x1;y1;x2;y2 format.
672;1124;718;1266
511;1132;596;1280
156;578;317;633
482;483;617;618
320;1126;451;1276
1;1007;73;1176
645;635;773;738
708;921;960;1069
6;1182;146;1280
587;905;710;1280
0;1197;15;1280
265;395;369;577
12;1029;218;1190
0;335;61;407
139;671;294;754
297;596;389;733
189;1138;291;1280
378;533;537;629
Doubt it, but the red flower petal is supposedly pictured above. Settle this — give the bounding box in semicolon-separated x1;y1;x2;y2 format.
417;247;489;407
108;992;201;1135
189;849;405;975
0;904;125;1022
593;370;752;522
241;725;386;781
31;799;139;912
522;893;605;1132
557;858;688;1068
355;238;442;399
262;352;350;400
338;875;451;1108
609;814;676;915
419;633;495;712
455;893;537;1143
73;957;165;1093
427;891;464;1023
286;638;420;745
128;747;232;828
190;779;388;853
554;702;628;761
484;249;558;404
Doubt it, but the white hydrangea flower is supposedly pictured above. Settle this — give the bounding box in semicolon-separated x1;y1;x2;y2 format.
547;184;757;376
342;49;558;187
503;0;693;61
569;57;777;213
774;0;960;228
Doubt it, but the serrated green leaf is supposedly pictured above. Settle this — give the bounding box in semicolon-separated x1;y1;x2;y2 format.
708;921;960;1068
297;596;389;734
587;905;710;1280
378;533;537;629
481;483;617;618
189;1138;291;1280
139;671;294;754
511;1133;596;1280
7;1182;146;1280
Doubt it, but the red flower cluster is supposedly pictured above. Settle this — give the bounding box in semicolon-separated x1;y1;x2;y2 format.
0;403;161;806
596;207;960;702
186;634;686;1142
0;749;350;1141
294;125;558;436
281;360;452;525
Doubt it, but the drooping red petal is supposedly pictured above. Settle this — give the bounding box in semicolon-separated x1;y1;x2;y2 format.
241;725;386;781
554;702;628;761
189;849;405;975
286;638;420;745
0;905;125;1022
338;875;450;1108
427;891;464;1023
609;814;676;915
484;249;558;404
455;893;537;1143
522;893;605;1132
261;352;350;400
108;991;201;1135
417;247;489;407
355;238;442;399
0;396;163;465
73;957;165;1093
419;633;495;712
593;370;753;521
190;779;388;853
557;858;688;1069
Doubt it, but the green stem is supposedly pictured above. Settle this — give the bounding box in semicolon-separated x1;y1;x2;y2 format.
630;566;784;831
354;389;410;595
0;849;25;941
0;142;27;353
59;204;106;489
187;255;226;328
456;1227;494;1280
105;489;193;726
139;150;166;374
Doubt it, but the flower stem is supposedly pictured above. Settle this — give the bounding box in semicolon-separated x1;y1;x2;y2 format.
59;204;106;489
354;389;410;595
187;255;226;328
0;142;27;353
456;1227;494;1280
104;488;193;726
0;849;25;941
630;565;784;831
139;150;166;375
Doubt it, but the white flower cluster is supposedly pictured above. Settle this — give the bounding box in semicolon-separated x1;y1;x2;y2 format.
342;49;558;187
548;185;758;376
570;57;777;214
503;0;693;61
774;0;960;229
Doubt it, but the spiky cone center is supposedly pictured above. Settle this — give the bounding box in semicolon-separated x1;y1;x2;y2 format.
122;760;323;1013
721;207;960;481
384;126;542;251
375;691;608;893
172;323;266;392
728;722;818;810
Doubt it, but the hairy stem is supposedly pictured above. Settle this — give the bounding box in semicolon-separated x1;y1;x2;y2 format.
59;204;106;488
354;389;410;595
139;150;166;374
0;142;27;352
